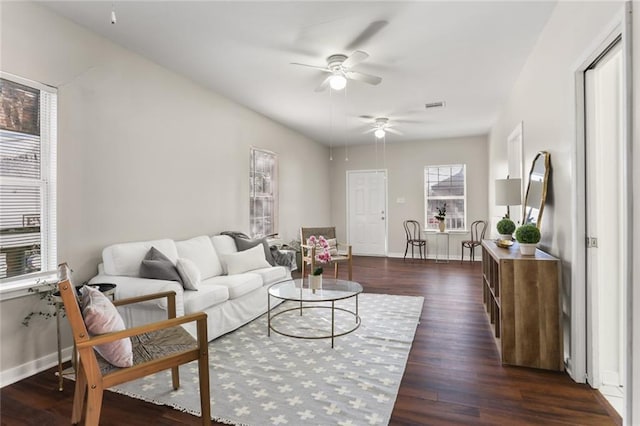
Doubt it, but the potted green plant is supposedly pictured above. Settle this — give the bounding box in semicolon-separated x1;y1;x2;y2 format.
515;223;541;255
496;217;516;240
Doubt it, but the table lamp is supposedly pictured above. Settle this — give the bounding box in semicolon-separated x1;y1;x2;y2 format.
495;178;522;218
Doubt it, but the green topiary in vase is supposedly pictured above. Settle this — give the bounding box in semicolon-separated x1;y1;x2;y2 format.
496;217;516;240
515;223;541;255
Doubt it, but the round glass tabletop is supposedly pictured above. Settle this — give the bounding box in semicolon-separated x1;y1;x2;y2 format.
268;278;362;302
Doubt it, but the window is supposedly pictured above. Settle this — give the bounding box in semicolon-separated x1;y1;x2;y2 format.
424;164;466;231
249;147;277;238
0;75;57;282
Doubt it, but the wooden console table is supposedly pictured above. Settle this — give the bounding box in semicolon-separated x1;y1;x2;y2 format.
481;240;563;371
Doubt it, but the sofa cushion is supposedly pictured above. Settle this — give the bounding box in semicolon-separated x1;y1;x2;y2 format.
250;266;288;285
233;236;276;266
139;247;183;284
80;285;133;368
210;235;238;274
182;283;229;313
176;236;223;279
103;239;178;277
176;258;201;290
223;244;271;275
202;273;262;300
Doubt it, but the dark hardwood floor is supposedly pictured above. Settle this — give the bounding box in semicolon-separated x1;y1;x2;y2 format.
1;256;621;425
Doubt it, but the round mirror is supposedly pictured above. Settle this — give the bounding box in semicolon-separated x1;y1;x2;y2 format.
522;151;550;228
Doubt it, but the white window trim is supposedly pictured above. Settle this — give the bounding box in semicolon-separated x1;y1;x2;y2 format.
424;164;468;232
0;72;57;293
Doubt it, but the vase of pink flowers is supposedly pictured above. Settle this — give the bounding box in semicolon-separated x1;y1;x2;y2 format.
307;235;332;291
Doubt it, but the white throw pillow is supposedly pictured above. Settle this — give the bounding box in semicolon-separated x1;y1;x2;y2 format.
176;236;223;279
176;257;201;290
223;244;270;275
80;285;133;367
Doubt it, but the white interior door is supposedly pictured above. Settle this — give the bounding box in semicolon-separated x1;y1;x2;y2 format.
347;170;387;256
584;40;625;416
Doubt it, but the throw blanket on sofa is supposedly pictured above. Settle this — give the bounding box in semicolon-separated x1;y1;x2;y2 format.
221;231;297;270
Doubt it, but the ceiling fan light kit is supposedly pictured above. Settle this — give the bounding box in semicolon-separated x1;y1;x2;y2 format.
329;74;347;91
374;128;386;139
292;50;382;92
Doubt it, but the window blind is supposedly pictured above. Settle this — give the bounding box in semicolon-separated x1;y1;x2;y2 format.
0;76;57;281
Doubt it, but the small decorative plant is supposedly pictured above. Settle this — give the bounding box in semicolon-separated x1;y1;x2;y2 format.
307;235;332;275
515;224;541;244
497;217;516;236
434;203;447;222
22;280;63;327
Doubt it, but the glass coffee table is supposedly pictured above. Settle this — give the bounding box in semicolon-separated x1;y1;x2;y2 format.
267;278;362;348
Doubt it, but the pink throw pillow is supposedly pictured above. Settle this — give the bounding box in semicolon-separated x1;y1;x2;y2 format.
80;285;133;367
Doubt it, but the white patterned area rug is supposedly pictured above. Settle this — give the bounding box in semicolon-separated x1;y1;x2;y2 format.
108;293;424;425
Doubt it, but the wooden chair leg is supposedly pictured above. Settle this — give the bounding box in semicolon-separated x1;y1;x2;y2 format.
197;322;211;426
84;383;104;426
404;242;409;260
301;259;306;277
334;262;338;279
171;366;180;390
461;243;464;263
72;362;88;424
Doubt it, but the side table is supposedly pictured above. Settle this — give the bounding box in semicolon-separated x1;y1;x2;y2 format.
434;232;450;263
54;283;116;391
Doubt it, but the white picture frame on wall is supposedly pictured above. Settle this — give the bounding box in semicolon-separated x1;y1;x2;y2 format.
507;121;524;224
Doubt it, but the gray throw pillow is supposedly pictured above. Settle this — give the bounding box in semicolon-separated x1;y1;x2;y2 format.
140;247;183;284
233;237;276;266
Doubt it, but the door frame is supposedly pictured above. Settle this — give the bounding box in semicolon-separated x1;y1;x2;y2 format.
345;169;388;256
572;4;633;421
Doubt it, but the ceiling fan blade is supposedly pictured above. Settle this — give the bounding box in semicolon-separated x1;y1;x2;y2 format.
314;76;331;92
363;128;377;134
342;50;369;68
386;128;403;135
346;71;382;85
345;21;388;51
290;62;331;72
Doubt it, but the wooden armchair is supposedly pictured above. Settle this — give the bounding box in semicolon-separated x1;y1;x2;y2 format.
56;263;211;426
300;226;353;280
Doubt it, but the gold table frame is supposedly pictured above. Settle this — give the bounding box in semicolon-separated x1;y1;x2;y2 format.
267;278;362;348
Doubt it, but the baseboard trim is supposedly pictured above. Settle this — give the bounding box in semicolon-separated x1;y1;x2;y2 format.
0;346;73;388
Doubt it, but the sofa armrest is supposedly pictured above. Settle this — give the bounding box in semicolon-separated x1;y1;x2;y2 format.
88;274;184;315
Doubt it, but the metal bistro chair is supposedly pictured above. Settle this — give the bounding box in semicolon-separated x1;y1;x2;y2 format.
461;220;488;262
403;220;427;260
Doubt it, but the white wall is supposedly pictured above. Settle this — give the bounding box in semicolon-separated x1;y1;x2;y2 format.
328;135;489;258
0;2;330;383
487;0;633;411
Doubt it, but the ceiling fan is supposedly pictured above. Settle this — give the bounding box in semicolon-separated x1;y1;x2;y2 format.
363;117;403;138
291;50;382;92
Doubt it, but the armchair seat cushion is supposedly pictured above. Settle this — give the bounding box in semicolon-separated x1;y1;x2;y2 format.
182;284;229;313
96;325;197;375
202;273;262;300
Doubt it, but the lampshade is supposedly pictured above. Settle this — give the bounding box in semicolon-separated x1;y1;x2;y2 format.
374;128;386;139
329;74;347;90
495;178;522;206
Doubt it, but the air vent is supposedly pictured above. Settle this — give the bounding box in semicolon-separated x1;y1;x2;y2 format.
425;101;446;109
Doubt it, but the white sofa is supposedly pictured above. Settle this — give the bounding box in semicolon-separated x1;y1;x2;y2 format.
89;235;290;340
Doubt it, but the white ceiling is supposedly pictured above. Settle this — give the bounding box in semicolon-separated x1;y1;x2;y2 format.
41;1;556;146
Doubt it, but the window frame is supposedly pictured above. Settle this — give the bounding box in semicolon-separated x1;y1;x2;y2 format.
249;147;278;239
0;72;57;290
423;164;468;232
